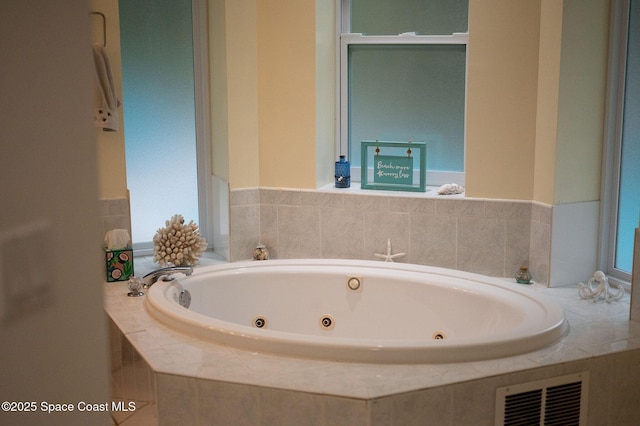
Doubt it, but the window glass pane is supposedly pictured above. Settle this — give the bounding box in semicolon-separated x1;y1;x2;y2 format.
615;0;640;273
350;0;468;35
119;0;199;245
347;44;466;172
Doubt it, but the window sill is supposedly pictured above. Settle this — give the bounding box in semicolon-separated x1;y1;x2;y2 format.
317;182;465;199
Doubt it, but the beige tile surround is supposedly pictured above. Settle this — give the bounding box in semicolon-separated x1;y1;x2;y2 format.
100;197;132;241
100;188;553;284
229;187;552;284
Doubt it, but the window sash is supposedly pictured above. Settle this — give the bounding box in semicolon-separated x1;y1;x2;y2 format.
601;0;633;285
341;0;468;36
338;32;468;184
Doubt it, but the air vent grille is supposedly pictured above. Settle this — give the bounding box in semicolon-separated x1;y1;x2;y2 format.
504;389;542;424
495;372;589;426
545;381;583;425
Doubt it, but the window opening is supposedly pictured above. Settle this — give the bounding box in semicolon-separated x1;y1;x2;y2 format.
602;0;638;283
119;0;211;254
339;0;468;186
614;0;639;275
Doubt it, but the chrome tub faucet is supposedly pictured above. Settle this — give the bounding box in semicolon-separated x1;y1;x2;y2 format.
142;266;193;289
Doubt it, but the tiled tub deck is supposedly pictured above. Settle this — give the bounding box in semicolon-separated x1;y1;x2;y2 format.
106;258;640;425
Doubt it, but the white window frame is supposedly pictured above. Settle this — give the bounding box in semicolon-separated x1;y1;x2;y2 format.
337;0;468;186
599;0;633;286
192;0;213;248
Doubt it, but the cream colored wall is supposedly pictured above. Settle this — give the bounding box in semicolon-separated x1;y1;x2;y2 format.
465;0;541;200
102;0;609;201
222;0;261;189
238;0;608;202
92;0;128;199
221;0;552;195
554;0;609;204
315;0;337;187
257;0;317;189
218;0;324;190
534;0;610;205
534;0;564;205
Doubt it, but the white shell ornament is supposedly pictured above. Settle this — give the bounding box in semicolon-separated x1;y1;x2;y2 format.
436;183;465;195
578;270;625;303
253;243;269;261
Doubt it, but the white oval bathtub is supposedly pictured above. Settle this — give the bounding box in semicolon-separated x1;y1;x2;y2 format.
144;259;568;363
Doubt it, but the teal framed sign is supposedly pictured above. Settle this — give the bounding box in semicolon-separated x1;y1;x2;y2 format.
361;141;426;192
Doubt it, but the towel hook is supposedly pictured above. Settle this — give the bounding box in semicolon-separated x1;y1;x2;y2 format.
91;11;107;47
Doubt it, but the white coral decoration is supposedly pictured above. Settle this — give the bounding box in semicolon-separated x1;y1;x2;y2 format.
153;214;207;267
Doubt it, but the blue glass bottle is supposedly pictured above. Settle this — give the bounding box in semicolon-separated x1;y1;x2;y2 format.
335;155;350;188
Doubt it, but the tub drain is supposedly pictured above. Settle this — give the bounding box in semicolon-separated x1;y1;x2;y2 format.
320;315;334;330
432;332;447;340
253;316;267;328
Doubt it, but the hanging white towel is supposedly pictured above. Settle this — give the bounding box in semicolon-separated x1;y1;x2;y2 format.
92;43;120;131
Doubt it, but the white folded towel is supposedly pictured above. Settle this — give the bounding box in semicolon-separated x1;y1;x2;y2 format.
104;229;131;250
92;43;120;131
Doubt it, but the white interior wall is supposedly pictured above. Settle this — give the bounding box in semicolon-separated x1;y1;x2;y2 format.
550;201;600;286
0;1;111;424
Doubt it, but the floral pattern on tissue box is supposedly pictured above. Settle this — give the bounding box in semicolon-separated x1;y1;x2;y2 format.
105;248;134;282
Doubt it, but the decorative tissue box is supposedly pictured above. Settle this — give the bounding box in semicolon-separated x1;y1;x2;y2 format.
105;248;134;282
